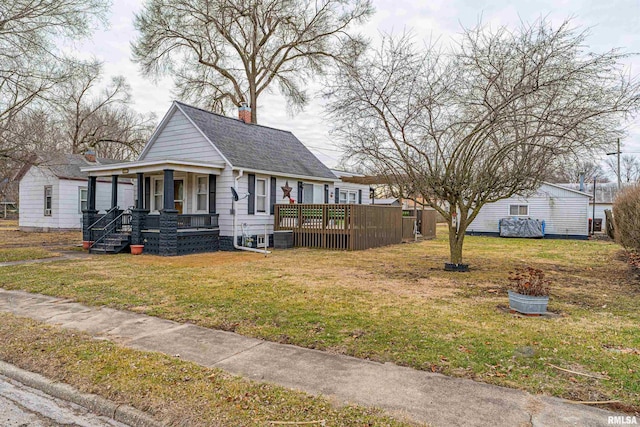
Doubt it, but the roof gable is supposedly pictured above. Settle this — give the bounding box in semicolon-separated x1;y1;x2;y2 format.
19;153;124;182
175;102;336;180
138;104;229;165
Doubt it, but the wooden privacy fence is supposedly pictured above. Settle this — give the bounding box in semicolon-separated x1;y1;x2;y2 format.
274;204;403;250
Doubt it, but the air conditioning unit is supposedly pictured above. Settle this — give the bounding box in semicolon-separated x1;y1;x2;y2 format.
44;209;52;216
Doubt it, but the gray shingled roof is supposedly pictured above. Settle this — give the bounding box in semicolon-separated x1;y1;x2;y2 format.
176;102;336;180
32;153;125;180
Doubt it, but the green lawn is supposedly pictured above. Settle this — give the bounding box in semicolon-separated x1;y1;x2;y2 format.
0;230;638;414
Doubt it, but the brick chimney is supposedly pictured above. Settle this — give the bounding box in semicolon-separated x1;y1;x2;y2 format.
238;102;251;124
84;149;96;163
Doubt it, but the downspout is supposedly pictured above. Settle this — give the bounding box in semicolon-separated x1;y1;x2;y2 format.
233;169;270;254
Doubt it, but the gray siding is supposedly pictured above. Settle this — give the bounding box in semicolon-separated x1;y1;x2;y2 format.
140;109;226;164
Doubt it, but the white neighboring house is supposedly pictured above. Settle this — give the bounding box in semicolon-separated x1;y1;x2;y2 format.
560;182;630;232
18;153;134;231
467;182;591;239
331;169;371;205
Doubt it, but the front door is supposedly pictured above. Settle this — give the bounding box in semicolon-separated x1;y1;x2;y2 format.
174;179;184;214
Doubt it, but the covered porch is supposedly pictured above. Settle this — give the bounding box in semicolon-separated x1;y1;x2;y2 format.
81;159;224;256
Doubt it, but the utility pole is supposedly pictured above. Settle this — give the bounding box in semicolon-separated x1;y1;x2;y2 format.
617;138;621;189
606;138;622;190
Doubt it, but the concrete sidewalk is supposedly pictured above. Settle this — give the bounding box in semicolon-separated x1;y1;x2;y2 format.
0;288;620;427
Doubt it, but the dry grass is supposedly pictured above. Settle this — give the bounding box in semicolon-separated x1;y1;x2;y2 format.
0;219;18;230
0;247;59;263
0;313;415;427
0;227;81;249
0;227;638;414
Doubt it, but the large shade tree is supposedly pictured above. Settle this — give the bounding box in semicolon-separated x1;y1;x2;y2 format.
325;20;640;266
132;0;373;123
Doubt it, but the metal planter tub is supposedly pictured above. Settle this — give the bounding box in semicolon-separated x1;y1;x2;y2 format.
508;290;549;315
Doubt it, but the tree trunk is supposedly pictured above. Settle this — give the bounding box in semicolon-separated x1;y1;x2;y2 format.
249;84;258;124
448;225;465;264
447;203;468;265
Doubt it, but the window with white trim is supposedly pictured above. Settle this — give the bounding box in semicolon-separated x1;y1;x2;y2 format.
196;176;208;212
44;186;52;216
339;190;358;204
509;204;528;216
78;187;88;213
153;178;163;211
256;178;267;213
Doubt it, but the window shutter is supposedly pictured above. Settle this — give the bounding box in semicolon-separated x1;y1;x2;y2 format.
297;181;303;204
248;174;255;214
270;177;277;214
208;174;216;213
324;184;329;203
144;177;151;210
334;187;340;204
358;189;362;204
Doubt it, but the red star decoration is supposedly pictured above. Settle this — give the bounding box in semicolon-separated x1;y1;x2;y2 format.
281;181;293;200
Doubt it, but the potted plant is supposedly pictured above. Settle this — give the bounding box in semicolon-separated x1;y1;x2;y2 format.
508;266;550;315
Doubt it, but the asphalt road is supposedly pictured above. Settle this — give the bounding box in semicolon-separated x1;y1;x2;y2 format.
0;374;129;427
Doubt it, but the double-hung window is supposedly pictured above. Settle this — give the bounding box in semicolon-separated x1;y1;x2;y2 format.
256;178;267;213
153;179;163;211
44;186;52;216
78;187;88;213
196;176;208;212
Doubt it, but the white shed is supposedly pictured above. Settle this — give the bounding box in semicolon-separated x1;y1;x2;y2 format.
18;153;134;231
467;182;591;239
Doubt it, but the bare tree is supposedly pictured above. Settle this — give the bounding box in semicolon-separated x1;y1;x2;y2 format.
545;158;608;183
57;61;156;159
132;0;373;123
325;21;640;266
0;0;109;161
605;154;640;183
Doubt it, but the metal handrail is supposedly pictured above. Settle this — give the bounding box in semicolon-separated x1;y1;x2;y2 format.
89;209;131;249
87;206;119;231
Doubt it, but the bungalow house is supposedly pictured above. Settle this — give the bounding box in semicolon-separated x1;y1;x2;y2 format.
467;182;591;239
18;153;134;231
81;101;373;255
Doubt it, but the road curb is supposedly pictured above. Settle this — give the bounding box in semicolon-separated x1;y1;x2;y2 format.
0;360;164;427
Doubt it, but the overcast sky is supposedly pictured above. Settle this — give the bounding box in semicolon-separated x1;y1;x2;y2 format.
75;0;640;170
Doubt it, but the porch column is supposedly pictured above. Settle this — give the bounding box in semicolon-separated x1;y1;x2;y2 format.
136;173;144;209
159;169;178;256
163;169;174;211
87;176;96;211
82;176;98;247
111;175;118;208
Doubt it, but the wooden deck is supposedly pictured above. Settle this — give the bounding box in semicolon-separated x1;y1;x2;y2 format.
274;204;403;250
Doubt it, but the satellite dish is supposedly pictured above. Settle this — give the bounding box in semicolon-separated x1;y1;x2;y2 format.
231;187;239;202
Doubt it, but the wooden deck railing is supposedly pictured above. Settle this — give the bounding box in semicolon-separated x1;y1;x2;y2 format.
274;204;403;250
